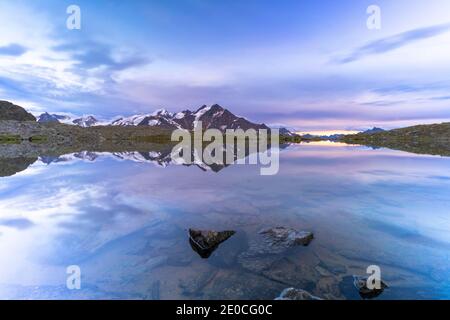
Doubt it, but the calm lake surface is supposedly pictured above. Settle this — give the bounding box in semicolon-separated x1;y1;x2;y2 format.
0;142;450;299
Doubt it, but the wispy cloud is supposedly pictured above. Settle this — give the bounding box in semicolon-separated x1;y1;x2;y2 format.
334;23;450;64
430;95;450;101
373;82;450;95
0;44;27;56
359;100;405;107
0;218;34;230
53;40;151;72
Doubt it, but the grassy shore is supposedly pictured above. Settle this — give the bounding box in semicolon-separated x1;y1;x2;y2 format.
0;134;21;144
341;122;450;156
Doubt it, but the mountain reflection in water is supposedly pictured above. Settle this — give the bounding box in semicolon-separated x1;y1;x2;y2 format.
0;142;450;299
0;140;286;177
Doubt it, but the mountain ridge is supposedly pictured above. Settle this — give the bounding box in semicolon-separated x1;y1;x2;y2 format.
36;103;283;134
5;102;299;139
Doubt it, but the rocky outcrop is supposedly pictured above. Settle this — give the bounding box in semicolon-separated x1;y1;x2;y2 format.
188;229;236;258
353;275;388;299
0;101;36;121
275;288;322;300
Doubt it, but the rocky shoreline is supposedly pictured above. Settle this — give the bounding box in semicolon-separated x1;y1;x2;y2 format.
0;120;173;143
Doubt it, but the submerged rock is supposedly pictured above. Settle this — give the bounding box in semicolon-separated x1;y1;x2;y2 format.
275;288;322;300
237;227;315;283
238;227;314;267
259;227;314;248
353;275;388;299
188;229;235;259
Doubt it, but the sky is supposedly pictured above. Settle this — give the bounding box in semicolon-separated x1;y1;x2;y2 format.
1;0;450;131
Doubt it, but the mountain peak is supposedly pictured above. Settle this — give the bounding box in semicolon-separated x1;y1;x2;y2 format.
152;109;172;117
210;104;224;110
73;115;98;127
37;112;59;123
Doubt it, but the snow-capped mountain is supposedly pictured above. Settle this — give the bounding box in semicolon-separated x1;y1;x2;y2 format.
36;104;278;133
110;114;150;126
111;109;182;130
169;104;270;132
110;104;270;132
72;115;99;127
37;113;100;127
37;112;73;124
111;109;173;126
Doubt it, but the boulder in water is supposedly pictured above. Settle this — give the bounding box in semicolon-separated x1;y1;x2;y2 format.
353;275;388;299
188;229;235;259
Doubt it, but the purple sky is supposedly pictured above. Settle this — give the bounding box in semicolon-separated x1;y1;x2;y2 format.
1;0;450;131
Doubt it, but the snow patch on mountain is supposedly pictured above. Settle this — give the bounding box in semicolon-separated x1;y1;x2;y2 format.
111;114;152;126
174;111;187;119
152;109;173;117
73;115;99;127
193;105;212;129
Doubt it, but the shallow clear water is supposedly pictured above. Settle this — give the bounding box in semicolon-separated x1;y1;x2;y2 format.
0;142;450;300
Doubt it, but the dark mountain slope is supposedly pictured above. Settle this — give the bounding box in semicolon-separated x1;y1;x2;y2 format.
0;101;36;121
